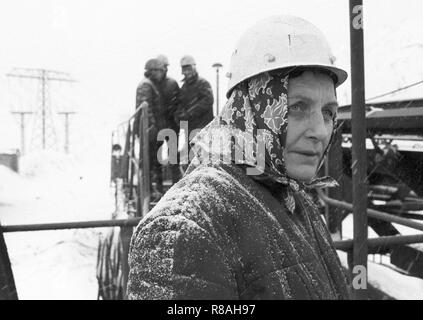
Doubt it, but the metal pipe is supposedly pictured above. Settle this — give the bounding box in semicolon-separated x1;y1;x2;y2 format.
318;190;423;232
120;226;133;299
139;103;150;216
115;101;148;130
334;234;423;253
0;227;18;299
3;216;423;254
326;128;344;236
216;68;220;115
349;0;367;299
0;218;142;233
212;63;223;115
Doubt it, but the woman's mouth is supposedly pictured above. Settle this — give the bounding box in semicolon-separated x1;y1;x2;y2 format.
293;150;320;157
290;150;321;164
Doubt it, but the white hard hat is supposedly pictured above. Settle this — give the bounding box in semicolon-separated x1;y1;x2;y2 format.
226;15;348;97
180;55;196;67
144;58;165;71
157;54;169;66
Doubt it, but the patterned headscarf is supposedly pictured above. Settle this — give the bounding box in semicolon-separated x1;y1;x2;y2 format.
190;70;339;213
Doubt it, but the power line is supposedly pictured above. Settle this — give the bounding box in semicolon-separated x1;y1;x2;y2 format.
366;79;423;102
10;111;33;155
7;68;77;152
57;111;76;154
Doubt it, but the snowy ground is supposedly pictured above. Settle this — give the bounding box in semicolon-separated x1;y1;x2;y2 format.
341;214;423;300
0;150;115;300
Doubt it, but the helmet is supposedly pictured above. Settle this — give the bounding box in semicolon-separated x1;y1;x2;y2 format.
226;15;348;97
156;54;169;66
144;58;165;71
180;55;196;67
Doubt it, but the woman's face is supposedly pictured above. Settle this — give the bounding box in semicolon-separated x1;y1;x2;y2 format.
283;71;338;182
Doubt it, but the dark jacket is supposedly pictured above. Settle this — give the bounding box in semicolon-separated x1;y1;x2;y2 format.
177;74;214;134
135;78;165;141
157;76;180;131
127;162;351;300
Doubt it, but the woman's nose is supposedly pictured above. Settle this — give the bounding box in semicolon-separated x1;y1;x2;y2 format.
305;111;329;141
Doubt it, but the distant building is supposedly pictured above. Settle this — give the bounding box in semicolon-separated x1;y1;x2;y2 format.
0;149;20;172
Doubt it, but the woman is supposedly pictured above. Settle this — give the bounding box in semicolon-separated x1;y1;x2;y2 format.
127;15;351;300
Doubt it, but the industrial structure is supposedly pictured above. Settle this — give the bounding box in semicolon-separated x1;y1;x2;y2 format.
7;68;76;154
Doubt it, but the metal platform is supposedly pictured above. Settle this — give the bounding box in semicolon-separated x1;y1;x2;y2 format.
338;99;423;135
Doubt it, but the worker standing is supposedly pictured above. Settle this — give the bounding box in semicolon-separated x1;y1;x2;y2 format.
156;54;182;183
176;55;214;168
134;58;167;201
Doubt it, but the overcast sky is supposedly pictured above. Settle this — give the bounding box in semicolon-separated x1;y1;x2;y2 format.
0;0;422;154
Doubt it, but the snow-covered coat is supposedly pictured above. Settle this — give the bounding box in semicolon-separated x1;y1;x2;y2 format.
127;162;350;299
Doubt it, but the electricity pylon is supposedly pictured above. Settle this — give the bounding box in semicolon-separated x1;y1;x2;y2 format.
7;68;76;152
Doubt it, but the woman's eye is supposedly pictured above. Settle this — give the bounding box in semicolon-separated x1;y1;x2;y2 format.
322;109;334;120
288;103;302;112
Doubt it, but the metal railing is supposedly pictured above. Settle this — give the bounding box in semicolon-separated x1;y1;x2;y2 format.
319;189;423;249
320;189;423;296
1;218;142;233
318;190;423;232
111;101;151;218
0;218;142;300
2;180;423;300
334;234;423;253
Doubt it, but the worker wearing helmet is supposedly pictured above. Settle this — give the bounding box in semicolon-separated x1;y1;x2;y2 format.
156;54;182;183
128;16;351;300
176;55;214;140
175;55;214;174
134;58;167;200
